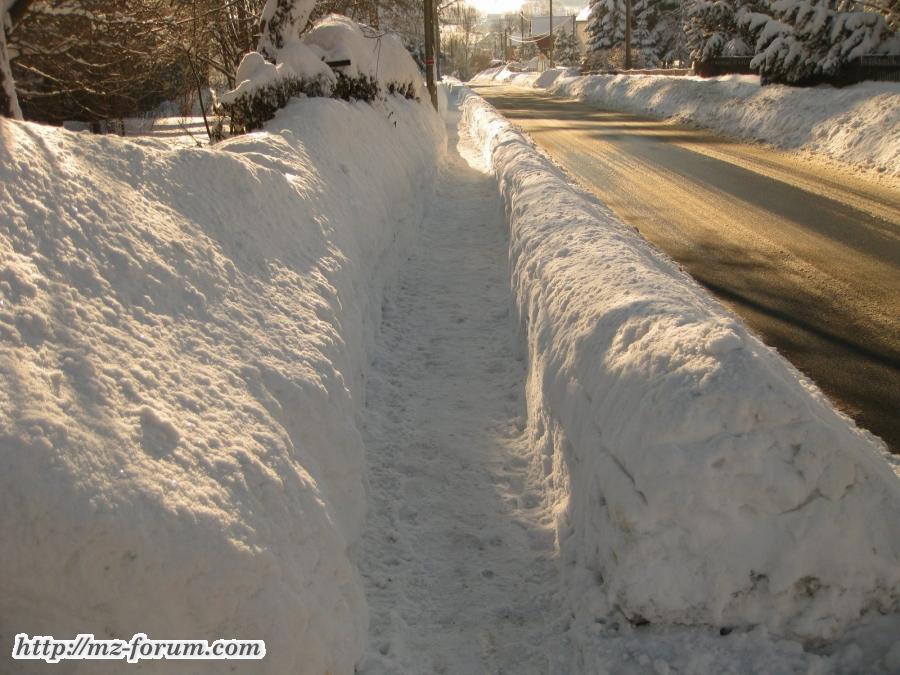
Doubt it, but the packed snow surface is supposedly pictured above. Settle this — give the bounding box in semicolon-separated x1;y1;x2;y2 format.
347;83;900;673
357;93;569;674
471;67;900;176
456;84;900;643
0;93;443;673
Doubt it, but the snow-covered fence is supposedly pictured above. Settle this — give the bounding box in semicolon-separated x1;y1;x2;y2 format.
695;54;900;84
840;53;900;84
456;84;900;641
694;56;755;77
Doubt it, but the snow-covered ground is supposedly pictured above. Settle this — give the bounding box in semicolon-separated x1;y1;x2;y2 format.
3;58;900;673
0;94;443;674
471;66;900;178
357;100;571;673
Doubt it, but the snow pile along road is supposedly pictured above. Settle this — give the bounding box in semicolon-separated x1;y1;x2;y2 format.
471;67;900;177
456;84;900;642
0;93;443;672
472;65;547;88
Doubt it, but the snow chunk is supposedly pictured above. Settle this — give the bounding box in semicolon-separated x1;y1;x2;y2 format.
278;39;334;81
456;84;900;641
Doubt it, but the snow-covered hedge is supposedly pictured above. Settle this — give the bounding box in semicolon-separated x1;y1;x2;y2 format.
456;84;900;641
0;93;444;673
474;67;900;177
220;14;423;134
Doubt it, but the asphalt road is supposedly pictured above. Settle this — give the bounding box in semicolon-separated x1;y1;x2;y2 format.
471;83;900;453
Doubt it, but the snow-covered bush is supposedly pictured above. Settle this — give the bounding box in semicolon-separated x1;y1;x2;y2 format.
258;0;316;58
458;85;900;642
219;13;423;134
218;50;334;133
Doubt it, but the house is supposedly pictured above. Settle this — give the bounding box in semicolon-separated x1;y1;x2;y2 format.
528;14;577;38
574;5;591;52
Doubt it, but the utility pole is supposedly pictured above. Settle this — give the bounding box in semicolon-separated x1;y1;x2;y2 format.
624;0;632;70
520;11;525;60
434;0;441;80
424;0;437;109
549;0;554;68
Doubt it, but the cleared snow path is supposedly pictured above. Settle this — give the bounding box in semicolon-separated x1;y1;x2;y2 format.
357;105;571;673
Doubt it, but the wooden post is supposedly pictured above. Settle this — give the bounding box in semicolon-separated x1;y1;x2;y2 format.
549;0;554;68
434;0;441;80
520;12;525;60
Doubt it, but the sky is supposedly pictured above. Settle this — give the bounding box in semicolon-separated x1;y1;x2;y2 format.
468;0;524;13
467;0;585;16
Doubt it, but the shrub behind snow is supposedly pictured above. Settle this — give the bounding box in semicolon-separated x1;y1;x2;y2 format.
220;14;423;134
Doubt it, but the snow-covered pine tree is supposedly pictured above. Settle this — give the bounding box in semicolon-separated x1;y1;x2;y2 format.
587;0;628;52
553;28;580;65
686;0;758;64
748;0;896;84
587;0;691;67
655;0;690;65
633;0;661;65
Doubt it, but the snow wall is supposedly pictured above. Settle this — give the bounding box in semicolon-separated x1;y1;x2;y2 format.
456;84;900;641
0;95;444;673
470;67;900;177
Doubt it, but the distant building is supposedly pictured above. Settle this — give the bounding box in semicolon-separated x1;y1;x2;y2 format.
574;5;591;51
528;14;577;38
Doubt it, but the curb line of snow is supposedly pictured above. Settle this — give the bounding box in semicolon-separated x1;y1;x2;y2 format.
455;83;900;641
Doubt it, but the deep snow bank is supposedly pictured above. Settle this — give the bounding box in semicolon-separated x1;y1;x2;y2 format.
470;65;543;88
472;67;900;177
0;95;443;673
456;85;900;641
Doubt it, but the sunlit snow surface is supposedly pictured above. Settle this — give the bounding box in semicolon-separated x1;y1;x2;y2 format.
454;82;900;672
0;95;444;674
